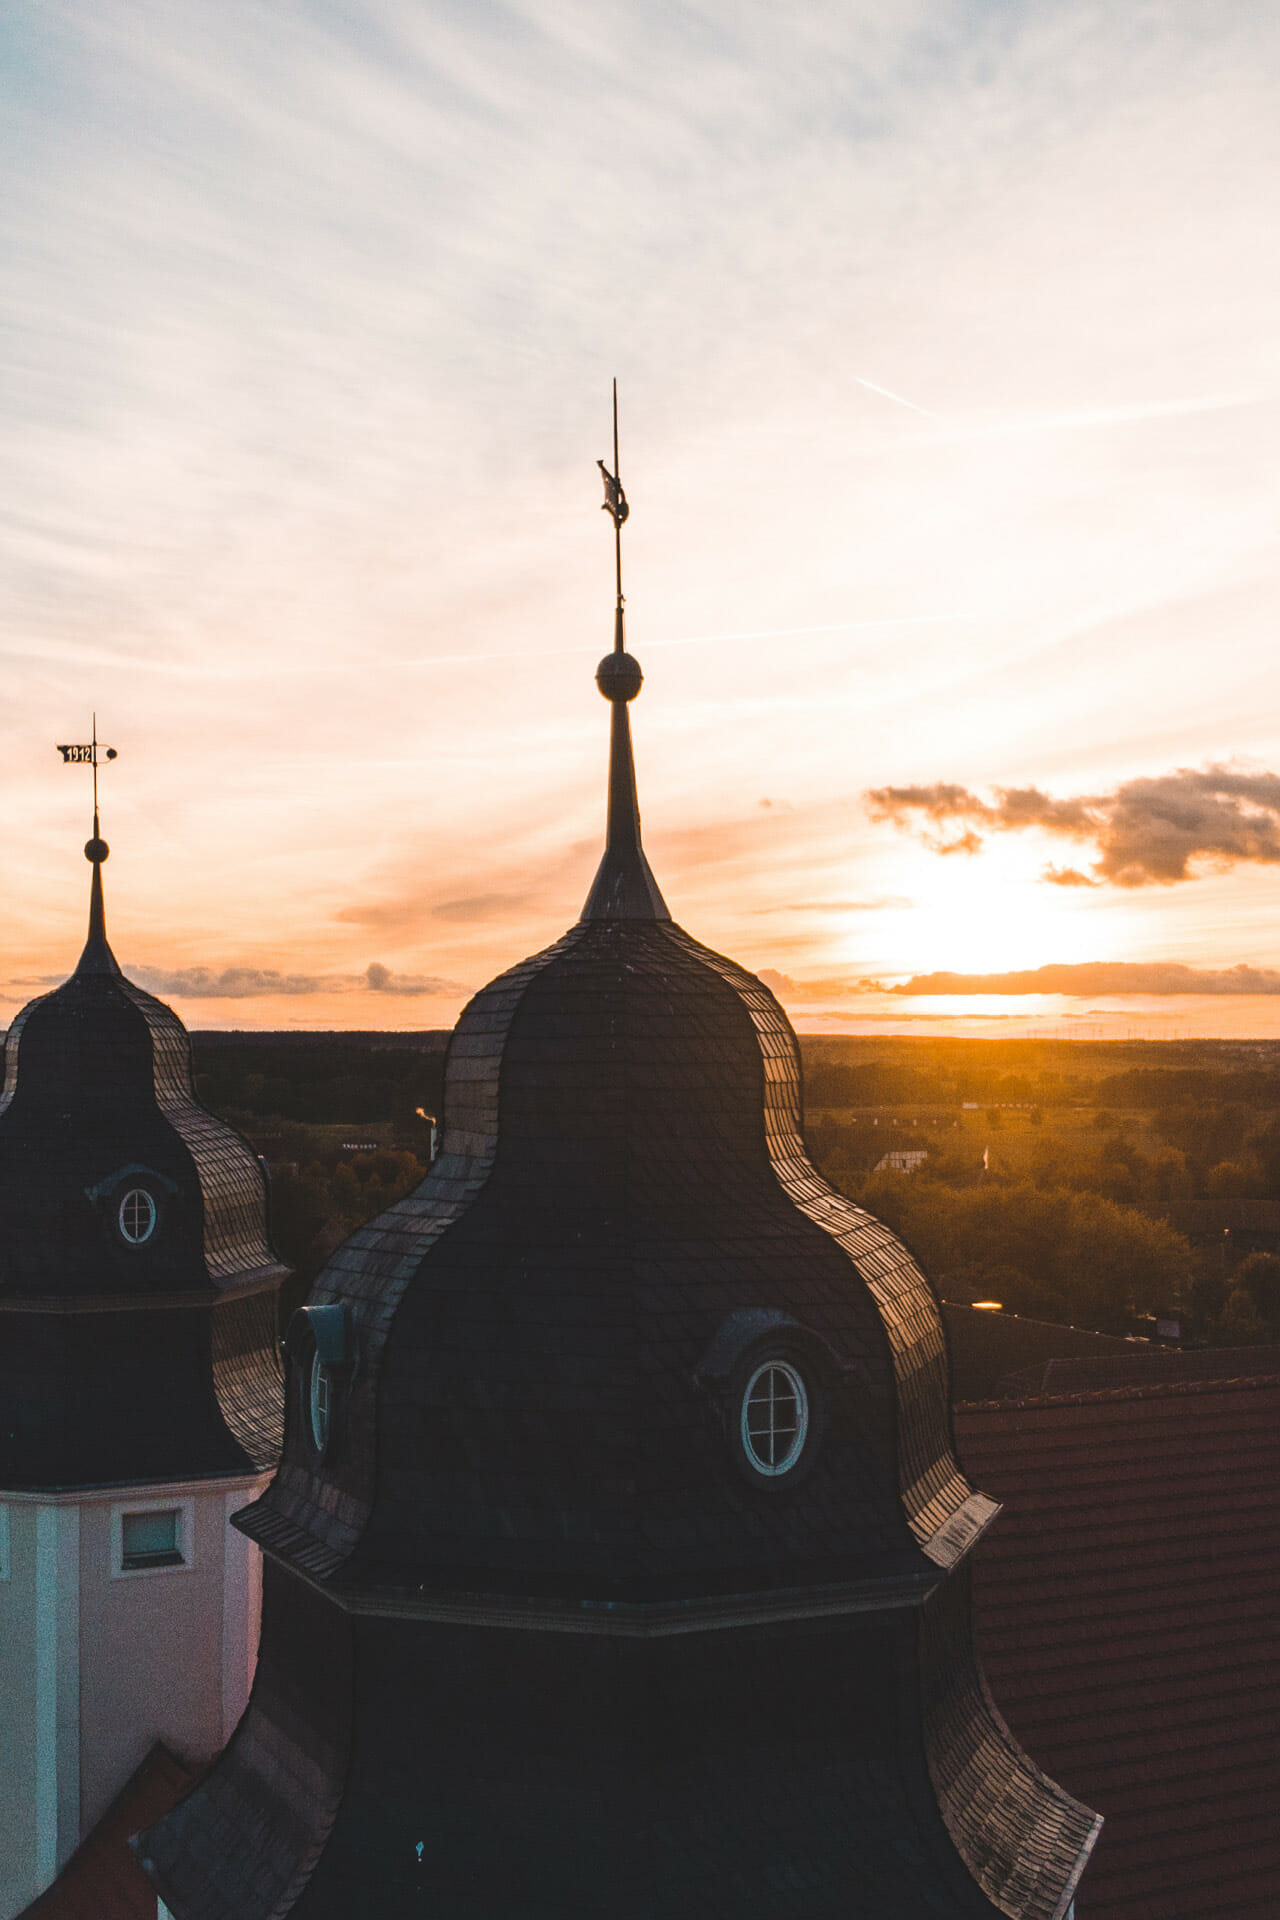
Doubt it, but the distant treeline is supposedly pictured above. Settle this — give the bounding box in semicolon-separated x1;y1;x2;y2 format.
190;1034;448;1128
799;1040;1280;1113
184;1031;1280;1125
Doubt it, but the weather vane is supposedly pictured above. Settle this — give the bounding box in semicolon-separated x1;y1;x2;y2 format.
598;378;629;652
56;715;117;844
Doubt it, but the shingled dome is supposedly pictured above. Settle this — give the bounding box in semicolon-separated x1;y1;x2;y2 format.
0;834;288;1484
143;510;1099;1918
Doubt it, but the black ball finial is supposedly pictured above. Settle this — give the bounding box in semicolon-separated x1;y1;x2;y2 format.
596;651;643;702
85;836;109;864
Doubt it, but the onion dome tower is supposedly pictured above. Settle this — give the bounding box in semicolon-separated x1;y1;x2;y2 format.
0;771;288;1920
142;419;1100;1920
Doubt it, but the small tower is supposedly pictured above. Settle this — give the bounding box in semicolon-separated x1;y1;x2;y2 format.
142;425;1100;1918
0;777;289;1919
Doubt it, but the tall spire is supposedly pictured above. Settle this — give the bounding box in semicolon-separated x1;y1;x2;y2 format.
56;718;122;976
581;382;670;923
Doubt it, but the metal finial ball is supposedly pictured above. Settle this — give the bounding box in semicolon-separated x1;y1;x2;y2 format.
85;836;109;864
596;652;643;702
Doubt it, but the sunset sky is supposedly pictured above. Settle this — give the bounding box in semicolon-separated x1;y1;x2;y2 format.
3;1;1279;1034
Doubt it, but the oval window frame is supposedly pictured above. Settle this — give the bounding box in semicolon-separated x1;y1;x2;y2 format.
117;1186;158;1247
307;1347;332;1459
739;1358;810;1479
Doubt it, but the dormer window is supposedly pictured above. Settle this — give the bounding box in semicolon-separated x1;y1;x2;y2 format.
695;1311;851;1492
285;1302;352;1466
118;1186;157;1245
87;1164;176;1250
308;1349;332;1456
740;1360;809;1478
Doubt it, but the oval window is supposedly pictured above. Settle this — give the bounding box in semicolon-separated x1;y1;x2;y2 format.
740;1359;809;1478
118;1187;157;1245
308;1348;331;1458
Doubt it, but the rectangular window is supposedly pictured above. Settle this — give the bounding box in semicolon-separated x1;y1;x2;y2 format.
121;1507;183;1571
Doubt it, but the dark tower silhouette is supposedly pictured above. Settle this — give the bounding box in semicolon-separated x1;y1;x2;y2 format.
0;805;289;1914
141;429;1099;1919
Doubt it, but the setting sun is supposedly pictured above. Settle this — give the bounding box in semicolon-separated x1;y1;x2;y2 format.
841;837;1137;981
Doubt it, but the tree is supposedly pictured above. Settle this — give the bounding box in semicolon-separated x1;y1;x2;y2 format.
1235;1250;1280;1329
1214;1287;1270;1346
848;1174;1192;1332
1204;1157;1265;1199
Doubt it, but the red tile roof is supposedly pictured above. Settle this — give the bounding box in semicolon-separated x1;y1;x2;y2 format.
20;1743;199;1920
1000;1344;1280;1401
957;1376;1280;1918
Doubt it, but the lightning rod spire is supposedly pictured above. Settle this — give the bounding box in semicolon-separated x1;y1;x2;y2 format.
582;384;669;924
56;717;121;975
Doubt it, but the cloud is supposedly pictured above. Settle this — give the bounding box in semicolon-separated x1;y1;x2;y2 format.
3;0;1279;1029
891;962;1280;997
866;765;1280;886
755;968;796;994
124;962;466;999
129;966;325;999
364;962;466;995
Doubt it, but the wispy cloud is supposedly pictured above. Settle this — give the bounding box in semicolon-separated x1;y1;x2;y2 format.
854;376;939;418
921;390;1260;445
3;3;1280;1026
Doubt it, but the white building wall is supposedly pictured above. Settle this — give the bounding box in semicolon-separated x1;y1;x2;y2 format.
0;1473;268;1920
35;1504;80;1883
0;1502;40;1919
221;1488;263;1745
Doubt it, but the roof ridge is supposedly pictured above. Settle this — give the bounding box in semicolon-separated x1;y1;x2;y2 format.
956;1371;1280;1413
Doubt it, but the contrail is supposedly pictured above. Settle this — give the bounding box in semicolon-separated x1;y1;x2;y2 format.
405;613;962;669
855;376;939;418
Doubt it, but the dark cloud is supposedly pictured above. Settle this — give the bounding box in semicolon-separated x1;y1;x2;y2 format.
123;963;467;1000
892;962;1280;997
865;765;1280;886
129;965;325;998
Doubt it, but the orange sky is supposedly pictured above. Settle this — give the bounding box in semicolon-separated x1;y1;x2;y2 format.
3;3;1280;1036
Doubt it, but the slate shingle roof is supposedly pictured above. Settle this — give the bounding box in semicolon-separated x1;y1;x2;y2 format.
957;1376;1280;1919
0;963;285;1302
0;877;286;1486
142;635;1098;1919
244;918;989;1605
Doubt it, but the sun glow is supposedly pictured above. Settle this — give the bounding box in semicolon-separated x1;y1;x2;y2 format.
849;839;1140;981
